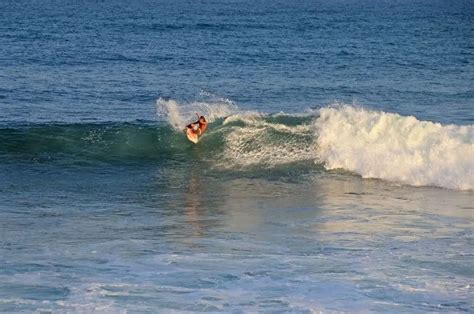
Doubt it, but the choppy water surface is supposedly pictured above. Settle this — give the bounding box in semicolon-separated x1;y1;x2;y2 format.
0;0;473;312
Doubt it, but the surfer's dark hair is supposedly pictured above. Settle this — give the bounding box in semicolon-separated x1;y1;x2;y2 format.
199;116;206;121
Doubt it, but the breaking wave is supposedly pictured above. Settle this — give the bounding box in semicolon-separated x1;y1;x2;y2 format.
1;99;472;190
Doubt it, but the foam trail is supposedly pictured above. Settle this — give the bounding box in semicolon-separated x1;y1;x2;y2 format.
315;105;474;190
220;113;315;168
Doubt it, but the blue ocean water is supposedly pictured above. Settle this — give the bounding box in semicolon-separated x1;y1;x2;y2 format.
0;0;473;312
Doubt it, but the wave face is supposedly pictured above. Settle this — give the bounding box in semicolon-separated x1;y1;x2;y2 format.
0;122;180;164
1;99;472;190
315;105;474;191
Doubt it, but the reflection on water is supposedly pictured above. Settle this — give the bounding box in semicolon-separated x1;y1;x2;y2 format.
150;165;227;244
184;170;208;237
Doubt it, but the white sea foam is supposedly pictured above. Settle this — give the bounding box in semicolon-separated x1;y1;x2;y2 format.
314;105;474;190
220;113;315;167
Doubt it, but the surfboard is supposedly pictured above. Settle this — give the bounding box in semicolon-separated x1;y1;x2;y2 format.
186;127;199;144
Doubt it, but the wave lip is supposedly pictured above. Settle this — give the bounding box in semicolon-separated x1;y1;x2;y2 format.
315;105;474;190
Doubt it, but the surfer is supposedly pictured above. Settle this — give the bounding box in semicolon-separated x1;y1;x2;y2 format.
186;114;208;136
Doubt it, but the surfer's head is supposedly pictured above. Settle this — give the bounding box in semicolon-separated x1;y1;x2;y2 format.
199;116;206;123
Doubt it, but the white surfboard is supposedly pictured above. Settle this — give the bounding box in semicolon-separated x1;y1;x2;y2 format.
186;127;199;144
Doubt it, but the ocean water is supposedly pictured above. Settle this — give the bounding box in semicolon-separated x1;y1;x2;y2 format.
1;0;473;312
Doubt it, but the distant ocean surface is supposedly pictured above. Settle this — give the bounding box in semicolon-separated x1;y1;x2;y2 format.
1;0;473;312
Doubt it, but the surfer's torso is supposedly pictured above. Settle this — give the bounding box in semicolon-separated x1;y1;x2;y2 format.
197;120;207;135
188;116;207;135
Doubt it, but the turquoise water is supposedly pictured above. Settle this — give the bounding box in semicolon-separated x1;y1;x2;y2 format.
0;0;473;312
